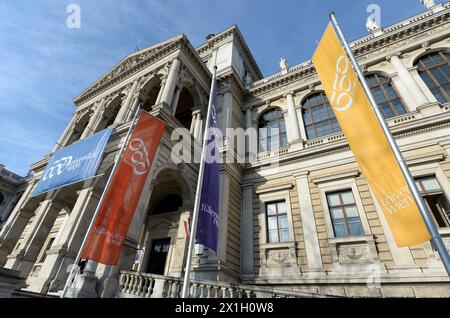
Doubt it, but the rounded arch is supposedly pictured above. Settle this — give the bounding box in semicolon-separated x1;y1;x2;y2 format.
410;47;450;68
66;109;92;145
413;49;450;104
258;106;287;152
150;194;183;215
174;86;196;130
139;75;163;112
300;91;341;139
148;166;192;213
101;94;124;129
364;72;407;118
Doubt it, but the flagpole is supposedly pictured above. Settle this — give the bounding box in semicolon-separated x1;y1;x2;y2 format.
330;12;450;276
181;66;217;298
60;107;143;298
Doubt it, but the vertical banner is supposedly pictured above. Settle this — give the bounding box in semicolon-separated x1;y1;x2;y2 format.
32;128;112;196
312;23;430;246
82;112;165;265
195;74;220;253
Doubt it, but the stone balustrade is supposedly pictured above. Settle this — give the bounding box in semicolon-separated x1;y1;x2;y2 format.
118;270;337;298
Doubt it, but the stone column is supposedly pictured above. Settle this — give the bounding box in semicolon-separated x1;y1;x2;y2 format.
155;77;167;105
285;92;301;141
115;80;139;124
5;196;64;276
67;260;99;298
193;111;203;142
296;103;307;141
0;180;37;266
190;111;197;135
387;54;430;108
160;59;180;107
80;98;106;140
294;172;324;271
125;94;141;122
221;91;233;132
218;172;230;264
241;183;254;277
171;86;182;114
52;113;79;152
245;107;252;129
36;186;100;293
389;75;416;112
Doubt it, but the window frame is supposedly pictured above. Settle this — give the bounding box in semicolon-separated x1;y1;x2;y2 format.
265;201;290;243
301;92;341;139
257;185;295;246
258;107;288;152
326;189;364;237
365;73;407;118
409;162;450;236
318;178;371;239
415;51;450;104
415;175;450;228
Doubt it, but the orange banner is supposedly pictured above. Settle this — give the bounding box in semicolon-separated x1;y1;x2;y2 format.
82;111;165;265
312;23;430;246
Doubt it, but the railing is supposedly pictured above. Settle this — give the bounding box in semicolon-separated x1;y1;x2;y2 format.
118;271;338;298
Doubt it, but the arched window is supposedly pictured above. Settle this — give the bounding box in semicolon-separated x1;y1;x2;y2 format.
302;92;341;139
415;51;450;104
366;73;407;118
258;108;287;152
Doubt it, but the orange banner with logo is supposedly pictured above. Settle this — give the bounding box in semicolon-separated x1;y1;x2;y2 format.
312;23;430;246
82;111;165;265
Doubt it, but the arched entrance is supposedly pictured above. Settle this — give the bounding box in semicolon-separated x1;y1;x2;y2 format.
138;168;192;277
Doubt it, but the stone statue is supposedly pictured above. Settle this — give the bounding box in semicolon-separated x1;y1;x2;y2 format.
279;57;288;71
244;72;252;86
421;0;436;9
366;17;380;32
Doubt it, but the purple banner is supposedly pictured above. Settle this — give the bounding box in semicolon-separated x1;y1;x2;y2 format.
196;72;220;253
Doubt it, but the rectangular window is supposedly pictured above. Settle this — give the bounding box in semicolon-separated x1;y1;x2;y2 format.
266;201;291;243
326;190;364;237
415;176;450;228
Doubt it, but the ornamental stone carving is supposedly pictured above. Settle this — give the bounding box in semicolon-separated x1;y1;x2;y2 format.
267;250;290;266
338;244;371;264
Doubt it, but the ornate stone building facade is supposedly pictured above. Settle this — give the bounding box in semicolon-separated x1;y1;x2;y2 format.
1;2;450;297
0;165;26;231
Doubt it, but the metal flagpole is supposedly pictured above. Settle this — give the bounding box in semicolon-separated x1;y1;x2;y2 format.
181;66;218;298
330;12;450;276
60;106;143;298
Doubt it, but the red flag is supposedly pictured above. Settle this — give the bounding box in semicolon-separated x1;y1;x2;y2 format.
81;112;165;265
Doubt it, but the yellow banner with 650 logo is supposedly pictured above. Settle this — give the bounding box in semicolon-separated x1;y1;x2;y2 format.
312;23;430;247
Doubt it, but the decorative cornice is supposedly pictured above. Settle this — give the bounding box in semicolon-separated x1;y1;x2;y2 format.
247;5;450;98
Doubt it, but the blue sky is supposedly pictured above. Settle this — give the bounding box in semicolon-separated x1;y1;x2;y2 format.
0;0;445;176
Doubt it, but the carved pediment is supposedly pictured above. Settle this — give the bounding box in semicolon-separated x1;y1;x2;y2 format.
74;35;185;104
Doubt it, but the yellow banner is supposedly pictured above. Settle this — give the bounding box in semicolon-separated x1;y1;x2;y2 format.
312;23;430;246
